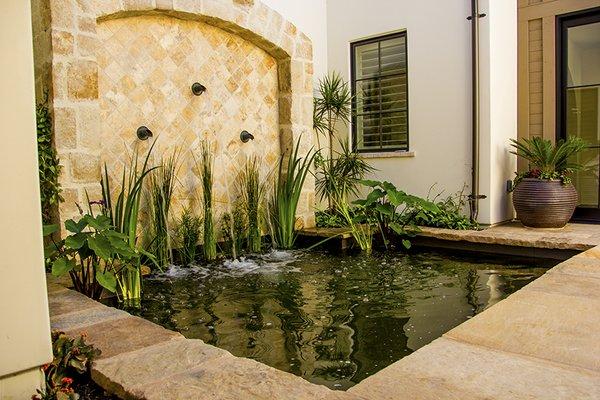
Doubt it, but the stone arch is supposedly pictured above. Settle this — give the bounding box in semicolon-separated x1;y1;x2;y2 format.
44;0;314;226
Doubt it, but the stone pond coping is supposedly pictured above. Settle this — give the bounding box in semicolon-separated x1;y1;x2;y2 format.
46;246;600;399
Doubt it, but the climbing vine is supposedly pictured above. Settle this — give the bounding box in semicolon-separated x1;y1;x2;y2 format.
37;100;62;223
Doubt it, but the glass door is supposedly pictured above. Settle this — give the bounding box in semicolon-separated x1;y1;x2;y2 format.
558;8;600;222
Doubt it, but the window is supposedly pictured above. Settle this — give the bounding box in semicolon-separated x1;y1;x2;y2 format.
351;32;408;152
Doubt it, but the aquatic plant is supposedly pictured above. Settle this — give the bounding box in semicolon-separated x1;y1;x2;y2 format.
220;203;246;259
100;142;158;301
199;141;217;261
354;180;439;250
315;138;374;211
269;138;316;249
175;208;202;265
147;150;180;267
240;157;265;253
413;184;478;230
43;214;140;300
36;100;62;224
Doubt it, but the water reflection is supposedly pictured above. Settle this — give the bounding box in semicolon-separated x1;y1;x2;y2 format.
119;250;549;390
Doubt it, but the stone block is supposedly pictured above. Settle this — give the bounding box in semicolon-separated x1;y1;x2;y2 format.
48;289;104;317
92;339;229;399
53;106;77;150
67;60;98;100
51;306;129;332
444;289;600;372
350;338;600;400
64;315;182;359
122;0;155;11
70;152;100;182
126;353;331;400
52;30;74;55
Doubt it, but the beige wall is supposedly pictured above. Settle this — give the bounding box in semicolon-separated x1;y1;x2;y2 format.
0;0;52;397
96;14;280;219
518;0;600;149
327;0;472;210
35;0;316;230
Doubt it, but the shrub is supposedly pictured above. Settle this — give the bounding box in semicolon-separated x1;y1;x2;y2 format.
413;185;478;230
33;331;100;400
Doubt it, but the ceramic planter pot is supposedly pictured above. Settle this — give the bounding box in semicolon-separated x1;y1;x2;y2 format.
512;178;578;228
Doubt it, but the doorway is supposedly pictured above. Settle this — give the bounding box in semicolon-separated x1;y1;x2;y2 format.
557;7;600;222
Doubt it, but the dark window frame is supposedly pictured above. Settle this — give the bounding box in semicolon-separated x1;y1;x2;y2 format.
350;31;409;153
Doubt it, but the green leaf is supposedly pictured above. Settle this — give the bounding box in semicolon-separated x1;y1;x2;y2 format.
65;233;87;249
375;203;394;216
96;269;116;292
85;214;112;231
389;221;406;236
402;239;412;249
88;234;113;260
359;179;381;188
65;218;87;234
52;258;75;276
43;224;59;236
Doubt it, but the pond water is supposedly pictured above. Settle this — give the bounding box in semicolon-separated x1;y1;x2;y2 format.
119;250;550;390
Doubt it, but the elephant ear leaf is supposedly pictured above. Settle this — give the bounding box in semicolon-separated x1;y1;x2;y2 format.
88;234;113;260
402;239;412;250
52;258;75;277
43;224;59;237
96;269;117;293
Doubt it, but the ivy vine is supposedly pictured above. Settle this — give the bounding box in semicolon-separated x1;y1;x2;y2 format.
37;100;62;223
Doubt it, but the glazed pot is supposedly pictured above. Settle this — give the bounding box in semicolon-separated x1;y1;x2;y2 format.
512;178;577;228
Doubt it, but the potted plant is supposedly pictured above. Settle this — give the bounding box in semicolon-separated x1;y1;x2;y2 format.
510;136;586;228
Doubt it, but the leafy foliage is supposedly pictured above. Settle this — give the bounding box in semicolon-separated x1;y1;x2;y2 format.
268;138;316;249
313;72;352;153
147;150;180;267
33;332;100;400
43;214;139;300
413;185;478;230
353;180;439;250
175;208;202;265
37;101;62;223
240;157;265;253
315;209;348;228
100;142;158;301
510;136;586;186
315;139;374;210
199;141;217;261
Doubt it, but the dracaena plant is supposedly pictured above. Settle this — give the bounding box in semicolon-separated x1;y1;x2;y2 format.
510;136;587;186
43;214;140;301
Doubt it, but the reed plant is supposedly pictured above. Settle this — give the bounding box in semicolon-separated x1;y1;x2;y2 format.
220;203;246;259
100;142;157;302
240;157;265;253
147;150;180;268
175;208;202;265
269;138;316;249
199;141;217;261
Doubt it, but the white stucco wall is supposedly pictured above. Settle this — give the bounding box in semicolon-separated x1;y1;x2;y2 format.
0;0;52;397
261;0;328;81
478;0;518;225
326;0;473;204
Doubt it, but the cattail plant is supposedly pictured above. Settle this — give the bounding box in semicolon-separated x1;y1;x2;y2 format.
199;141;217;261
147;150;180;268
240;157;265;253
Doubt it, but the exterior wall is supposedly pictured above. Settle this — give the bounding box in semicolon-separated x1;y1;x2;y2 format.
35;0;315;230
97;15;280;217
517;0;600;150
0;0;52;397
260;0;327;81
327;0;473;204
478;0;518;225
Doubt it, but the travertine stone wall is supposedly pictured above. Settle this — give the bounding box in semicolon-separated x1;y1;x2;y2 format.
36;0;315;230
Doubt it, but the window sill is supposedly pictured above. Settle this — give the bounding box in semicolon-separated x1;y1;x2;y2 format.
359;151;415;159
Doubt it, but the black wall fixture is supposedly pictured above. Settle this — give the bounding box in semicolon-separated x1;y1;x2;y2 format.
191;82;206;96
240;130;254;143
136;126;153;141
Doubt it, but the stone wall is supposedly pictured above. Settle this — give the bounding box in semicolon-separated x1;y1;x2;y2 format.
33;0;315;232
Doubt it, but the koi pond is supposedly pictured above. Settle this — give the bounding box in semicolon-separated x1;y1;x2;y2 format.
116;250;551;390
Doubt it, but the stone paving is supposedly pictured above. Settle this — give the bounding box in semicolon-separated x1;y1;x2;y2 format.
47;235;600;399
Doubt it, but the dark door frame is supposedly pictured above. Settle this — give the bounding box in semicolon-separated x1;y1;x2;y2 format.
556;6;600;223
